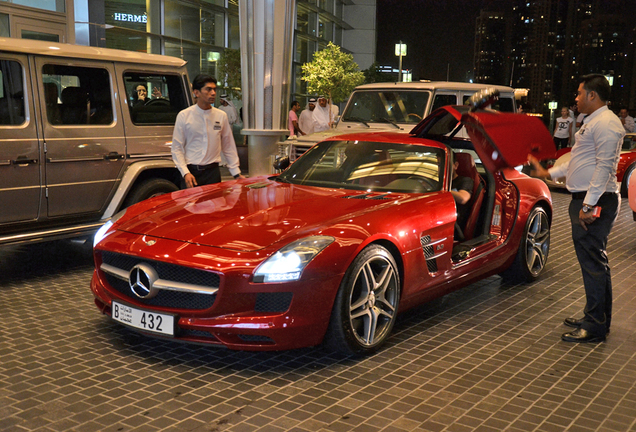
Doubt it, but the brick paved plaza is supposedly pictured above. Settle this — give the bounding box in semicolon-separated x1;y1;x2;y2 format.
1;191;635;432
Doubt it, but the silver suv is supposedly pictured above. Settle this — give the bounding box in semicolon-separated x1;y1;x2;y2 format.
281;81;517;160
0;38;191;246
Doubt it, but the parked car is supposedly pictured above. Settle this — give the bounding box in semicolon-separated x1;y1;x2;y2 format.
544;133;636;197
90;91;555;355
281;81;517;161
0;38;192;246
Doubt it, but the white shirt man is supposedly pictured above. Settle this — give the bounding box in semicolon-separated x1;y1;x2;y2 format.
298;98;317;135
619;108;635;133
313;97;333;133
219;94;240;126
172;76;243;189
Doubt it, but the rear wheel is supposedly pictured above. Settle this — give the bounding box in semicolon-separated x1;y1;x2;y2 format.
501;206;550;283
325;245;400;356
123;178;179;208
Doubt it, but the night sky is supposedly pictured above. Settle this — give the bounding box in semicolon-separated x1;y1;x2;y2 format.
376;0;488;82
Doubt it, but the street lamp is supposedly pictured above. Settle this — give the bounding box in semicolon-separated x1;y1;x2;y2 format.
395;42;407;82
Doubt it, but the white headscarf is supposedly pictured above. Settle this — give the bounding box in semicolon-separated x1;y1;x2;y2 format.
313;98;331;133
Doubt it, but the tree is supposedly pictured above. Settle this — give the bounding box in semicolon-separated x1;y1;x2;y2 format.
362;62;396;84
217;48;242;100
301;42;364;104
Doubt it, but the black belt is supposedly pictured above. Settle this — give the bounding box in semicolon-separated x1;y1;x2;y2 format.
188;162;219;171
571;191;615;200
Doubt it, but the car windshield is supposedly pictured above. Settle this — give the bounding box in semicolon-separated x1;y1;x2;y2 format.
275;140;445;194
342;90;431;125
622;135;636;151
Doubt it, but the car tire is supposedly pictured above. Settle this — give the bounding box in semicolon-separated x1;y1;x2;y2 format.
123;178;179;208
620;164;635;198
501;206;550;283
324;244;400;356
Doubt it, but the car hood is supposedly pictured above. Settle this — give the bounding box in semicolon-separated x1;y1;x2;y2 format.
117;179;413;252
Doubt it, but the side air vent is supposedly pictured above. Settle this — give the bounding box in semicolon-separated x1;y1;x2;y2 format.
420;235;448;274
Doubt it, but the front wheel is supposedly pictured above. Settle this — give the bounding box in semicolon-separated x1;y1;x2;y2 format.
324;245;400;356
123;178;179;208
501;206;550;283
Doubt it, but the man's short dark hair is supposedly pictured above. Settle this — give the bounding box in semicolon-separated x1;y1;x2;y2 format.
580;74;611;102
192;74;217;92
291;101;300;109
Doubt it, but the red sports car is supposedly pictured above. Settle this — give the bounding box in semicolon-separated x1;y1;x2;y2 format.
90;95;556;355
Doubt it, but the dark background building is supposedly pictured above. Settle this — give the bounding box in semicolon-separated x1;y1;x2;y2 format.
473;0;636;116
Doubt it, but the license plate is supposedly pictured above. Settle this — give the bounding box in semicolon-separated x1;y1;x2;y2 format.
112;301;175;336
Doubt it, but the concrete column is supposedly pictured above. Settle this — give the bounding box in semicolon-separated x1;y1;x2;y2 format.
239;0;295;176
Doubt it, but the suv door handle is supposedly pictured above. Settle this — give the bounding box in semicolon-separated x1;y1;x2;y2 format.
104;152;124;161
11;157;38;165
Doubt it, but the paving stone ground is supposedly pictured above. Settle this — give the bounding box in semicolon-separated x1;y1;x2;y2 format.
1;191;636;432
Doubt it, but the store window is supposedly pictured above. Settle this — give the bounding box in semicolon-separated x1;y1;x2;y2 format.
42;65;113;125
0;13;9;37
201;9;224;46
0;60;25;126
4;0;65;13
124;72;188;125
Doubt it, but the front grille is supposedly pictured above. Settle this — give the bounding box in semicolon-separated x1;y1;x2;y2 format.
101;251;218;311
255;292;293;312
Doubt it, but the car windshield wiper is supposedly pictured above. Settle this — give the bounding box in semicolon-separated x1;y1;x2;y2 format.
376;117;400;129
344;116;370;127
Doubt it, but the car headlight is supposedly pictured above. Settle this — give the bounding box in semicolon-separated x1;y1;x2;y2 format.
253;236;335;283
93;209;127;248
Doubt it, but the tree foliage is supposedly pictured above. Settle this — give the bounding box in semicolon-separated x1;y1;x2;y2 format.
362;62;396;84
301;42;364;103
217;48;242;100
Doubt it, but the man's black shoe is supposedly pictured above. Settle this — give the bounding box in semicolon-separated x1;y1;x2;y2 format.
561;328;606;343
564;317;584;328
563;317;610;334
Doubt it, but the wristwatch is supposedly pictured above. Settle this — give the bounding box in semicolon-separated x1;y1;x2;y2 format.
582;204;594;213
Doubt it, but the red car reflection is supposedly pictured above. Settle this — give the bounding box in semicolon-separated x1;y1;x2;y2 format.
90;94;556;355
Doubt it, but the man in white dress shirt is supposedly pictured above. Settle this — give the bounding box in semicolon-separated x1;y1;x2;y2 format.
529;74;624;343
172;75;244;189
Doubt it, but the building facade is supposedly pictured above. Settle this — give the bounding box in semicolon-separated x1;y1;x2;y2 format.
1;0;375;105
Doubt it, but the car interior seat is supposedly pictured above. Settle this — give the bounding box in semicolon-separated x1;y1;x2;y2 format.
43;82;61;125
454;152;486;241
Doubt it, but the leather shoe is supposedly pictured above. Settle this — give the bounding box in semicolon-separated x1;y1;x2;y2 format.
561;328;606;343
564;317;584;328
564;317;610;334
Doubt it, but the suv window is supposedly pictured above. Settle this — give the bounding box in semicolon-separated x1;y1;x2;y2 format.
431;94;457;113
124;72;188;125
0;60;26;126
42;64;113;125
342;90;430;124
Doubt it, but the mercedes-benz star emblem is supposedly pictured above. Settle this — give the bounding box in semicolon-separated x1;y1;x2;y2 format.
128;263;159;299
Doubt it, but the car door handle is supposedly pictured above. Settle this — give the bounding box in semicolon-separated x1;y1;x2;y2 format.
104;152;125;161
11;157;38;165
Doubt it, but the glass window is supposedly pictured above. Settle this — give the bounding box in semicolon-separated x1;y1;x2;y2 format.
124;72;188;125
431;94;457;112
201;9;225;47
228;14;240;49
0;13;9;37
42;64;113;125
342;90;431;125
0;60;26;126
9;0;64;13
104;0;147;31
165;1;200;43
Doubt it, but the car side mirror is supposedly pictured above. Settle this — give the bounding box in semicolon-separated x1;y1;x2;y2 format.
273;156;290;171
